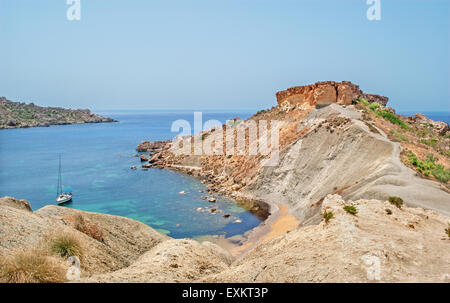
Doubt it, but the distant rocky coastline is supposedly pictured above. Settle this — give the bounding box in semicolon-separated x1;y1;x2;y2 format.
0;97;117;129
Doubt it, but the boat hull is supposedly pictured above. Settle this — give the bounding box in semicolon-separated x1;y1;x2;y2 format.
56;194;72;205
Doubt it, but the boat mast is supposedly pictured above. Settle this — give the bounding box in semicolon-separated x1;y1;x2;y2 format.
57;154;62;196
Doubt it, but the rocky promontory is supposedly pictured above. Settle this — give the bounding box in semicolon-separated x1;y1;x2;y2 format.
0;97;117;129
276;81;388;108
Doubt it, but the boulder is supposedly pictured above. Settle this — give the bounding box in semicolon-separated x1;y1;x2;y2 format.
0;196;32;212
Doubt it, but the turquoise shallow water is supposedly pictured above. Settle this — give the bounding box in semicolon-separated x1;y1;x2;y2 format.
0;110;262;238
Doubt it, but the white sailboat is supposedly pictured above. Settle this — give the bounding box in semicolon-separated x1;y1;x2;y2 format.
56;154;72;205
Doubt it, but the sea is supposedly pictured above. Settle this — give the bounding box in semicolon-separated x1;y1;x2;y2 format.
0;110;263;239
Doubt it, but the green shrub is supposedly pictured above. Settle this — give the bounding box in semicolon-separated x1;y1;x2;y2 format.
388;196;404;209
432;165;450;183
368;102;380;112
322;211;334;223
445;224;450;239
376;110;409;129
385;208;392;215
343;205;358;215
408;152;450;183
50;233;82;258
357;97;370;106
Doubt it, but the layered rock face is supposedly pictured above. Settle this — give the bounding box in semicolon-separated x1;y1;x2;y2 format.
248;104;450;223
276;81;388;108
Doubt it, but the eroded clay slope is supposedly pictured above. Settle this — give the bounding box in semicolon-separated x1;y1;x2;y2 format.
246;104;450;224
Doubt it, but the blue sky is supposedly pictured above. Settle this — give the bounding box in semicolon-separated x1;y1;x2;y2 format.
0;0;448;112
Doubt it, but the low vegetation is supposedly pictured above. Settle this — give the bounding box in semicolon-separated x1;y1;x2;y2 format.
388;196;404;209
389;130;409;142
385;208;392;215
0;250;66;283
407;152;450;183
354;97;409;129
50;233;83;258
322;211;334;223
446;224;450;239
376;110;409;129
420;138;438;148
343;205;358;215
366;104;450;185
355;97;450;185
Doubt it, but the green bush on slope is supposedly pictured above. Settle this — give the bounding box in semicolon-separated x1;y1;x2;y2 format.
408;152;450;183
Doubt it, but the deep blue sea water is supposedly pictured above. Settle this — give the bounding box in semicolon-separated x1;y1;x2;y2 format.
0;110;261;239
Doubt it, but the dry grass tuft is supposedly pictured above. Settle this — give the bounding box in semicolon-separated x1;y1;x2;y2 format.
0;249;66;283
70;214;104;242
49;232;83;259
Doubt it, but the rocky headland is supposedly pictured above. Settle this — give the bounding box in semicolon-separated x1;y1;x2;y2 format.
0;97;117;129
1;81;449;282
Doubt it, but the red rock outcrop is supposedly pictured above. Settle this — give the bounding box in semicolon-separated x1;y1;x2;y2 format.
276;81;388;107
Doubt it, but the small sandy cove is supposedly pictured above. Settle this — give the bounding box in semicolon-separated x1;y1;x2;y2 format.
230;203;299;258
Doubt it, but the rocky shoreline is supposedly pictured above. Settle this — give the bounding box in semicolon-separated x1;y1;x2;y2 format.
0;97;117;129
134;139;280;257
